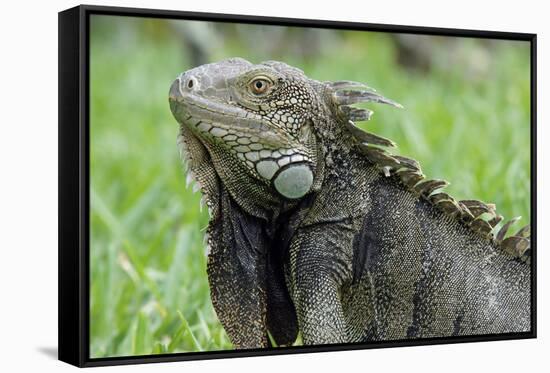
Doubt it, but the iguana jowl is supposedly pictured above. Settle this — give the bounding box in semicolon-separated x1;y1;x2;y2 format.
168;58;531;348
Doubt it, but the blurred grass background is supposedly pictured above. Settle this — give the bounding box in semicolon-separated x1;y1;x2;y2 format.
89;15;531;358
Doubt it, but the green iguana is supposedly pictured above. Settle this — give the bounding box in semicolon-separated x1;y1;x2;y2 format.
168;58;531;349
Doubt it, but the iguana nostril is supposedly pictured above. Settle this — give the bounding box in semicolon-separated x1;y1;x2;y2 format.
186;76;199;91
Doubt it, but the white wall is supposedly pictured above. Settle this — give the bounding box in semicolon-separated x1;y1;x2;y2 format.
0;0;547;371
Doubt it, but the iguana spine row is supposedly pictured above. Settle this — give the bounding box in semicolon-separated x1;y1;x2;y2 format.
343;113;530;261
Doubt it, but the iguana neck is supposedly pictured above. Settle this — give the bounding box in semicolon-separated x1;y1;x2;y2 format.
179;122;310;223
208;140;302;221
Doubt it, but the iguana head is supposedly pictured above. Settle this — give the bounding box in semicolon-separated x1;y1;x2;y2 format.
170;58;327;216
169;58;399;217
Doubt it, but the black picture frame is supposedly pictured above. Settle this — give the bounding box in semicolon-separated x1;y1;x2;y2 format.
58;4;537;368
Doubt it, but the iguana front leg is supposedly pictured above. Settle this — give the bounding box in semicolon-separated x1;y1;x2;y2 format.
206;189;269;349
288;223;354;344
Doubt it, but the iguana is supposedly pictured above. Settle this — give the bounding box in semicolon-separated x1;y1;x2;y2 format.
168;58;531;349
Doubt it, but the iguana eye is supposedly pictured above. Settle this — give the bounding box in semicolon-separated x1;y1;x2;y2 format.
248;77;272;96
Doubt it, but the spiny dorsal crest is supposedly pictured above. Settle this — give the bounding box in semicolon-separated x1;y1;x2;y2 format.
327;80;531;263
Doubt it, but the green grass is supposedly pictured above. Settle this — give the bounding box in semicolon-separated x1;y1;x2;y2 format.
89;16;531;358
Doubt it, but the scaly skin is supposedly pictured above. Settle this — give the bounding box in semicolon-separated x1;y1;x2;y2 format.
168;58;531;348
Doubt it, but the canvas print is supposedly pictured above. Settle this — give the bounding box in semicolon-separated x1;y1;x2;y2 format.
89;14;531;358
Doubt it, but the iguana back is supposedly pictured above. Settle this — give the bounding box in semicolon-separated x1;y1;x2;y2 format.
287;148;530;343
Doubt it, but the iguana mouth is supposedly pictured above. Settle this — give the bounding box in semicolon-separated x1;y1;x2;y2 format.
170;75;266;136
169;74;296;152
